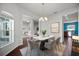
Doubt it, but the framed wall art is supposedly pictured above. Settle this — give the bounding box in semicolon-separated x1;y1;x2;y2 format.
51;22;59;33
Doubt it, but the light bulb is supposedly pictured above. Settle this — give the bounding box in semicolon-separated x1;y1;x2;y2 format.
39;17;42;21
39;17;44;21
44;17;48;21
39;17;48;21
42;18;44;22
39;18;41;21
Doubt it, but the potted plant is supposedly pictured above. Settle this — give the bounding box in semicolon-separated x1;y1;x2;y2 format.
42;29;46;37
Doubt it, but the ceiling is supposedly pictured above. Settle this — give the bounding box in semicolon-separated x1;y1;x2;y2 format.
63;12;78;22
18;3;79;17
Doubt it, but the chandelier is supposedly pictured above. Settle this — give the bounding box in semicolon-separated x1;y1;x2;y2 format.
39;3;48;21
39;17;48;21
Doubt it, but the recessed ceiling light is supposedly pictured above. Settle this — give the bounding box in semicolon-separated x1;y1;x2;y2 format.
54;11;57;14
42;3;44;5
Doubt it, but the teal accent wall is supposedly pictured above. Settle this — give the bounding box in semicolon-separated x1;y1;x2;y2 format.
64;22;78;35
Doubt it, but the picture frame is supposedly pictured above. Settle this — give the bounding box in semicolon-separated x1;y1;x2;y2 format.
51;22;59;33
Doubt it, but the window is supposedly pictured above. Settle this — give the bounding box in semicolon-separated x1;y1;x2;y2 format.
0;10;14;48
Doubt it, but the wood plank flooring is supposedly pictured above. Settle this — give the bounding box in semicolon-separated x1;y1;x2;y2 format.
6;37;78;56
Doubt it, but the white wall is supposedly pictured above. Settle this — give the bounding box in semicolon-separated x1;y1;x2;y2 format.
0;3;38;56
48;7;78;43
0;3;22;56
33;21;38;34
18;5;39;36
48;13;63;42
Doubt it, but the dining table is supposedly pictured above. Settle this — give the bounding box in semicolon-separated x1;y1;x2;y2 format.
33;35;54;41
33;35;54;50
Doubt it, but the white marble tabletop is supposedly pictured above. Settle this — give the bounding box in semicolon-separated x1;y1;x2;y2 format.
33;35;54;41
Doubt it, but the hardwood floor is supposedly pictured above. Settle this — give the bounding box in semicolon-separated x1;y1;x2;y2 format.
71;38;79;56
7;37;28;56
6;37;79;56
7;47;22;56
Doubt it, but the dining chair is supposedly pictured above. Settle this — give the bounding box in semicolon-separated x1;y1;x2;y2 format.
55;37;61;54
43;37;56;56
55;37;66;56
27;39;41;56
26;37;32;56
55;37;61;50
44;37;55;50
